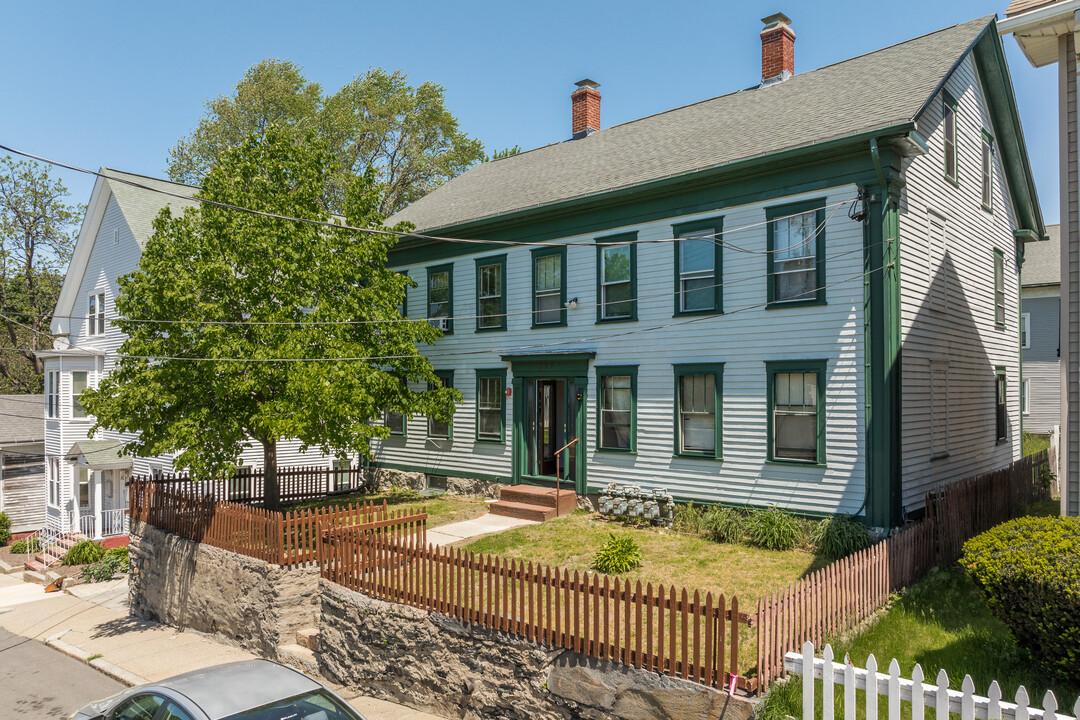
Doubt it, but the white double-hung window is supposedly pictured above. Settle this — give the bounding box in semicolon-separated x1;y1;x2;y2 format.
71;371;88;419
87;292;105;336
768;202;825;305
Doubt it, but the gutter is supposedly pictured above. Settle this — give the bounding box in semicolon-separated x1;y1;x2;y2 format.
998;0;1080;35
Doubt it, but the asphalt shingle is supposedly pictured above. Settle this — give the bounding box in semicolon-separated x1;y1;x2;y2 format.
1023;224;1060;287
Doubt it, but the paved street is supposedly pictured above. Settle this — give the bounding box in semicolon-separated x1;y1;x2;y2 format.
0;625;124;718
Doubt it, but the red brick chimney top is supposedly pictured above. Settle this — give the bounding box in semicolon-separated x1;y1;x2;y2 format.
571;79;601;139
761;13;795;85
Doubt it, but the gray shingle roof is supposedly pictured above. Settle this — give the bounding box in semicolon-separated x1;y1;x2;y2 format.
0;395;44;445
1006;0;1063;16
1023;224;1060;287
65;439;132;470
389;16;994;233
102;169;199;249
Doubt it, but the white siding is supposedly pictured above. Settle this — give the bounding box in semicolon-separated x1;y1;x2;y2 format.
376;187;867;515
899;55;1023;512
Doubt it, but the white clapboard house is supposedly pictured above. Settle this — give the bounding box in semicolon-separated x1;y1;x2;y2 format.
372;14;1047;529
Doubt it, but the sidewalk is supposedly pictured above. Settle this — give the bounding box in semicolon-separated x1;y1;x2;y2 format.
426;511;538;546
0;573;448;720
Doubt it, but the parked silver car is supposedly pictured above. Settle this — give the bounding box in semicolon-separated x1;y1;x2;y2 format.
70;660;366;720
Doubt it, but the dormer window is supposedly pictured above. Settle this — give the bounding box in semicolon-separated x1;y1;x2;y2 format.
87;292;105;336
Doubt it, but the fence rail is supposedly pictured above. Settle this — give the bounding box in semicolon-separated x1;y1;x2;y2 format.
129;478;425;567
756;451;1050;690
321;526;754;692
131;465;369;506
786;641;1079;720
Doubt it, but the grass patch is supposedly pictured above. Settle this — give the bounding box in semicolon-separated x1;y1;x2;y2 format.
290;489;488;529
758;565;1080;720
86;653;103;663
1023;431;1051;457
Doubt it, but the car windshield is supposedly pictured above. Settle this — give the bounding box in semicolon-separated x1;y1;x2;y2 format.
221;689;364;720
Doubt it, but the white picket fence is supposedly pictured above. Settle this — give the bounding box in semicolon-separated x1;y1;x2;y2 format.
785;642;1080;720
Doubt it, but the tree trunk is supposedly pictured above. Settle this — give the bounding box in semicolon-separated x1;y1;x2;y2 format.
262;438;280;510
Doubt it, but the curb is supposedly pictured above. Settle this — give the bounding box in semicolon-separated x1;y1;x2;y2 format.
45;630;149;687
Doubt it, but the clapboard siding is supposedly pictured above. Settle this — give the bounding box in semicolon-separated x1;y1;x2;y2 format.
898;54;1022;511
376;187;867;515
1;452;45;532
1024;361;1061;434
1021;292;1060;434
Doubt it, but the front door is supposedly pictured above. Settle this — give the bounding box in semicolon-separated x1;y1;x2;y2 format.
517;377;583;490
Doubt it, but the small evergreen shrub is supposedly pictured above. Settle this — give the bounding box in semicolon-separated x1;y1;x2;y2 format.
745;507;805;551
672;502;706;536
0;512;11;546
82;550;129;583
592;533;644;574
702;506;747;545
812;515;872;559
8;537;40;554
962;515;1080;685
62;540;106;566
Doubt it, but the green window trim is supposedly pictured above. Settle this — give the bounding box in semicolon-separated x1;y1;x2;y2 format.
474;368;508;444
672;217;724;316
766;199;827;308
995;366;1008;444
993;248;1005;329
396;270;410;318
474;254;508;332
596;365;637;453
595;232;638;323
428;370;454;440
384;409;407;437
765;360;827;467
943;92;959;186
673;363;724;459
426;263;454;335
981;130;994;213
530;245;568;328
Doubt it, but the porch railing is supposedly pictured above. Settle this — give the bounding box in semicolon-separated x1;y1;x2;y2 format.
77;507;131;539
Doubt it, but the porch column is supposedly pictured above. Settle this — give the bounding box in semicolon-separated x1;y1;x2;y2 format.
93;470;103;539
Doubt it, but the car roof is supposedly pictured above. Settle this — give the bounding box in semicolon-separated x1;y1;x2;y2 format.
152;660;322;719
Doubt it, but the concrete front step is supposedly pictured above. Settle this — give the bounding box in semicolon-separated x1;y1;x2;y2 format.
277;643;320;678
497;485;577;514
488;500;560;522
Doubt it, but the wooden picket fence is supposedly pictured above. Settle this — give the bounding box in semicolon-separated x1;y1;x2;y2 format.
787;641;1079;720
132;464;368;505
129;478;426;567
755;451;1051;691
320;526;755;692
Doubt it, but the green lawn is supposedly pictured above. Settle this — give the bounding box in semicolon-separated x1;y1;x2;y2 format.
759;563;1079;720
290;489;489;528
1023;431;1051;457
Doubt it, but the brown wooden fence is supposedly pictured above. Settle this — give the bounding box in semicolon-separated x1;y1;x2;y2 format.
754;450;1050;690
129;478;426;567
131;465;368;505
320;526;755;692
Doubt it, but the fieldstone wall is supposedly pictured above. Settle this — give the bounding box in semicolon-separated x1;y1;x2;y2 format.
128;521;319;658
370;466;505;500
318;580;755;720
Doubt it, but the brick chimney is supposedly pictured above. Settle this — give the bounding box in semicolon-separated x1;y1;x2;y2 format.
760;13;795;85
571;79;601;139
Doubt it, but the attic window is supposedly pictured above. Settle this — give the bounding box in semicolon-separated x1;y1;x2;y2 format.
87;292;105;336
113;228;119;245
943;93;958;185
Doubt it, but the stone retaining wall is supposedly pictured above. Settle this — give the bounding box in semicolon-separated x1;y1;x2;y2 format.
318;579;755;720
128;521;319;658
370;466;505;499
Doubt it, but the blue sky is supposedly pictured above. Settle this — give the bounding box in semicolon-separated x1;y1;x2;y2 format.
0;0;1059;223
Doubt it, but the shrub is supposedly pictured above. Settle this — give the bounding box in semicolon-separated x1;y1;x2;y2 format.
105;546;128;562
82;552;129;583
745;507;805;551
592;533;644;574
812;515;872;559
8;537;40;554
672;502;706;536
702;506;747;545
63;540;106;566
962;515;1080;685
0;512;10;546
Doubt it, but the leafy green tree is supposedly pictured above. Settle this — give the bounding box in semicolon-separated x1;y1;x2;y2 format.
85;127;460;509
0;156;81;393
167;61;485;216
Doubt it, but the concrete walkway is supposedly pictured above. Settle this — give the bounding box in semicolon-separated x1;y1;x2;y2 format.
426;512;538;546
0;573;449;720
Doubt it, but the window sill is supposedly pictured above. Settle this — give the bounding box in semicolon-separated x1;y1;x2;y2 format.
930;452;950;461
474;326;507;334
996;438;1008;446
945;175;959;188
531;321;568;329
766;459;827;469
673;309;722;318
596;447;636;455
982;203;994;214
595;316;637;324
673;451;722;461
474;438;506;445
766;298;826;310
995;323;1006;331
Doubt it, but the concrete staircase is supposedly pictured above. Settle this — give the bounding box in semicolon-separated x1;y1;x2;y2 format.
488;485;577;522
277;627;320;677
25;533;86;573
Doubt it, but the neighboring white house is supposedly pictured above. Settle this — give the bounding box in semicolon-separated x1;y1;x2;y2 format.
372;14;1045;530
0;395;45;534
1021;224;1060;434
41;172;334;540
1000;0;1079;516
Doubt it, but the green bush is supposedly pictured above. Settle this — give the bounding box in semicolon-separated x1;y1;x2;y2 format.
962;515;1080;685
8;537;40;554
745;507;805;551
62;540;106;566
812;515;872;559
82;552;129;583
702;506;747;544
592;533;644;574
0;512;11;546
672;502;706;536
